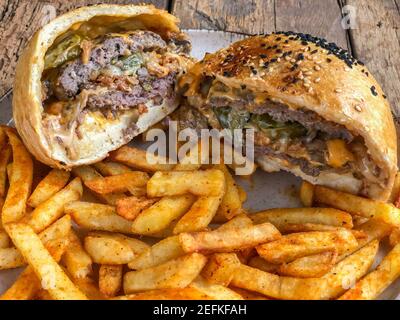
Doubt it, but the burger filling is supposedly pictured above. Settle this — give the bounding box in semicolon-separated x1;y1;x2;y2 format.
41;30;191;159
181;77;387;195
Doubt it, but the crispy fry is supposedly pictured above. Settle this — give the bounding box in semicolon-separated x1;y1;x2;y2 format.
116;196;159;220
90;232;149;256
114;288;211;300
131;195;195;235
217;214;253;230
147;169;226;197
110;146;174;172
248;256;280;273
28;169;70;208
0;231;9;248
314;185;400;226
273;222;348;234
99;264;123;297
5;223;87;300
299;181;314;207
278;251;338;278
173;196;222;234
189;276;243;300
0;144;11;198
93;161;132;176
230;287;269;300
35;289;53;300
63;231;92;279
339;243;400;300
390;171;400;203
390;228;400;247
27;177;82;232
1;129;33;224
201;253;241;286
73;277;106;300
180;222;281;254
128;235;185;270
66;201;132;234
85;171;149;195
124;253;207;293
250;207;353;229
72;166;124;205
0;247;25;270
256;230;358;264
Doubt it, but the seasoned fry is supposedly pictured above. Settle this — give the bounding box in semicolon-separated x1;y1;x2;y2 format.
85;171;149;194
28;169;70;208
230;287;269;300
1;129;33;224
27;177;82;232
128;235;185;270
73;277;106;300
63;231;92;279
173;196;222;234
189;276;243;300
0;247;25;270
116;196;159;220
90;232;149;256
248;256;280;273
278;251;337;278
6;163;12;182
35;289;53;300
256;230;358;264
114;288;211;300
93;161;131;176
390;171;400;203
99;264;123;297
131;195;195;235
180;222;281;254
201;253;241;286
390;228;400;247
314;185;400;226
232;240;379;300
124;253;207;293
0;145;11;198
339;243;400;300
66;201;132;234
299;181;315;207
147;169;226;197
217;214;253;230
250;207;353;229
72;166;124;205
110;146;174;172
0;231;10;248
84;233;134;265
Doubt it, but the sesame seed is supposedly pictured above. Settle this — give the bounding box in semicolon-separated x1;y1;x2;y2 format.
354;105;362;112
335;89;342;93
285;56;291;61
344;67;351;71
314;65;321;71
308;87;313;93
305;71;313;76
304;78;311;84
277;57;281;62
304;83;310;88
290;59;296;63
315;60;322;64
315;77;321;83
370;86;378;96
298;73;304;80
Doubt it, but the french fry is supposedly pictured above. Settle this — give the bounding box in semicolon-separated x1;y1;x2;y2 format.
99;265;123;297
85;171;149;195
110;146;175;172
339;243;400;300
0;247;25;270
173;196;222;234
230;287;269;300
114;288;211;300
189;276;243;300
0;127;5;150
131;195;195;235
278;251;337;278
116;196;159;220
73;277;106;300
390;228;400;247
27;177;82;233
63;231;92;279
250;207;353;229
1;129;33;224
93;161;132;176
66;201;132;234
35;289;53;300
390;171;400;203
232;240;379;300
128;235;185;270
90;232;149;256
217;214;253;230
299;181;315;207
5;223;87;300
27;169;71;208
6;163;12;182
237;185;247;203
201;253;241;286
124;253;207;293
0;231;10;248
72;166;124;205
0;144;11;198
314;185;400;226
248;256;280;273
147;169;226;197
180;222;281;254
84;233;135;265
256;230;358;264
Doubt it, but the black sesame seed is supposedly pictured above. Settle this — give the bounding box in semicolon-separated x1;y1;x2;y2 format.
301;41;308;45
251;69;258;75
260;54;267;58
270;58;277;63
297;53;305;60
284;40;289;44
241;84;247;90
223;71;232;77
261;43;266;47
327;58;332;63
370;86;378;96
383;94;387;99
310;49;318;55
272;45;278;49
290;64;299;71
276;37;282;41
276;49;283;54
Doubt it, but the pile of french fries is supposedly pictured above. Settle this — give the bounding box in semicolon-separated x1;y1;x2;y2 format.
1;124;400;300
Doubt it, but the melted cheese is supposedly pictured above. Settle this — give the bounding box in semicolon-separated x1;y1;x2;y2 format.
326;139;355;168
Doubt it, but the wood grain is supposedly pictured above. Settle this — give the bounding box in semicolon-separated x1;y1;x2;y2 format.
0;0;168;98
345;0;400;120
172;0;275;35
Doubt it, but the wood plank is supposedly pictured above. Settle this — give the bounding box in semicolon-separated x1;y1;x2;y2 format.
0;0;168;98
275;0;349;50
346;0;400;120
172;0;275;35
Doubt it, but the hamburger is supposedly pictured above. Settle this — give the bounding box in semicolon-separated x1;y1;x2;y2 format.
178;32;397;201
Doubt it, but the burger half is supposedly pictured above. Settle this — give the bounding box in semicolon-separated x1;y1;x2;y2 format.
178;32;397;201
13;4;192;169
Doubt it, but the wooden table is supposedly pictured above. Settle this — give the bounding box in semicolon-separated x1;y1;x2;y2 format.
1;0;399;120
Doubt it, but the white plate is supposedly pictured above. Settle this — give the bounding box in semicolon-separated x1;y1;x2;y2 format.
0;29;398;300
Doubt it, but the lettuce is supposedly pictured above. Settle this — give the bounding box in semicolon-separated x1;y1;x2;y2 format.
44;34;83;70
